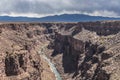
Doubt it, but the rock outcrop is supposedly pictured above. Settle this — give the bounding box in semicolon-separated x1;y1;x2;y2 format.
0;21;120;80
48;21;120;80
0;23;56;80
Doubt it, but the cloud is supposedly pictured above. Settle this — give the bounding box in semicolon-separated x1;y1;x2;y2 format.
0;0;120;17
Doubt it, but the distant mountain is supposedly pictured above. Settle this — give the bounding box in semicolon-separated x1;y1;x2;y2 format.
0;14;120;22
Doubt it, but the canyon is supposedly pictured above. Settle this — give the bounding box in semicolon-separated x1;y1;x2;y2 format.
0;21;120;80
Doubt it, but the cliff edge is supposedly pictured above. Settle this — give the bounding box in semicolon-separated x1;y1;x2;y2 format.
0;21;120;80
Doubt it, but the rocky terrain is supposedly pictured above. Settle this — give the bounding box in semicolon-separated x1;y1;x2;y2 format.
0;23;56;80
0;21;120;80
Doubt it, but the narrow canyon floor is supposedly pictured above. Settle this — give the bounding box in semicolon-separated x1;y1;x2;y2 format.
0;21;120;80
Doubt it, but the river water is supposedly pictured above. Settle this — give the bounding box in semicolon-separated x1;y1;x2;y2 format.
38;46;62;80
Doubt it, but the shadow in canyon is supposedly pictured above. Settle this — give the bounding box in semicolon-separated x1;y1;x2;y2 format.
50;36;111;79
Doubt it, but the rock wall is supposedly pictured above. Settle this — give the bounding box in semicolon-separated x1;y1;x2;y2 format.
0;21;120;80
52;33;107;80
49;21;120;80
0;23;56;80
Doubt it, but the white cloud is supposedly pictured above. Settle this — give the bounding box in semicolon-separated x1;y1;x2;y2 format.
88;11;118;17
0;0;120;17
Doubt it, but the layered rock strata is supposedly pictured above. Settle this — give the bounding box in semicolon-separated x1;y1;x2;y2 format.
0;21;120;80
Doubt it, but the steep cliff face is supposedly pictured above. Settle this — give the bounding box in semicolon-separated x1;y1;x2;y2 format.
48;21;120;80
0;23;56;80
52;33;107;80
0;21;120;80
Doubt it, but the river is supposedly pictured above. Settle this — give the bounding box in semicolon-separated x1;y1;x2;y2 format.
38;45;62;80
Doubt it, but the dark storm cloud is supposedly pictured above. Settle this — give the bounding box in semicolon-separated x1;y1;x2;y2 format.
0;0;120;17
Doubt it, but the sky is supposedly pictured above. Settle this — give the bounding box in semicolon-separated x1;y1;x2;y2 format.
0;0;120;17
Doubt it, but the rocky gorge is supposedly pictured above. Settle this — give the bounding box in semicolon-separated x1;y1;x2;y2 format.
0;21;120;80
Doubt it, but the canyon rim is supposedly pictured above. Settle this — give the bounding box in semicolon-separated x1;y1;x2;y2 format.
0;21;120;80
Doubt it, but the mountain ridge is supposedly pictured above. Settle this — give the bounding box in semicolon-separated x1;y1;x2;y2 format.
0;14;120;22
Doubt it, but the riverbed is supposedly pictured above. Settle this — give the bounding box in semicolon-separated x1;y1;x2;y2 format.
38;45;62;80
